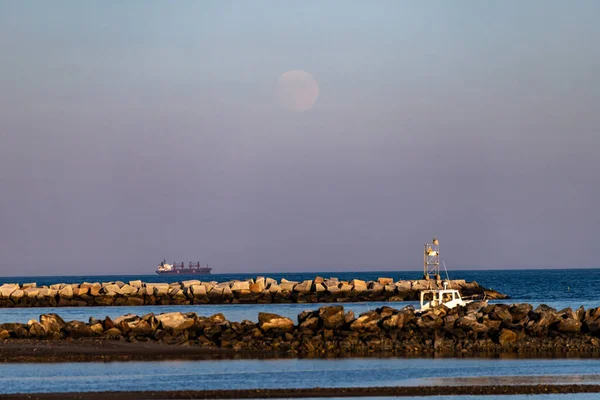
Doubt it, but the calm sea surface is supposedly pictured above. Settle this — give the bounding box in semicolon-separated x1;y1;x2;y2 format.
2;358;600;395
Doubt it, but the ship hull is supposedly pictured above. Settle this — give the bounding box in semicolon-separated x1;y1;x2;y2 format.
156;270;211;275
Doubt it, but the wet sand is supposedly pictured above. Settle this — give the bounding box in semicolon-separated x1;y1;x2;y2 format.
2;338;600;363
3;385;600;399
0;339;260;363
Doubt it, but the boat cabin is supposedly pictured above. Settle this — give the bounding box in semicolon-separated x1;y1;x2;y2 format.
419;281;470;312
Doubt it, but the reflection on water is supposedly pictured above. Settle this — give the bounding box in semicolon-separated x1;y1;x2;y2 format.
3;357;600;394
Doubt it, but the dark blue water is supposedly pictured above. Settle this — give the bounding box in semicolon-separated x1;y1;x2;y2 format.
0;269;596;304
2;358;600;395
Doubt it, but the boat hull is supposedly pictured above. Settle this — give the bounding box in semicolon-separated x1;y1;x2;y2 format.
156;269;211;275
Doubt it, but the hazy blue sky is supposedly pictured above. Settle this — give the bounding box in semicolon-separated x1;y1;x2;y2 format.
1;1;599;275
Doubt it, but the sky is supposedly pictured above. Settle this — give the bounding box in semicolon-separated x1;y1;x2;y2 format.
0;1;599;275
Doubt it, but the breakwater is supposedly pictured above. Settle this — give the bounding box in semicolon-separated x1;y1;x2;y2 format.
2;302;600;357
0;277;506;307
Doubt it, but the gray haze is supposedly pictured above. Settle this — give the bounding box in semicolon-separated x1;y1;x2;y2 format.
1;1;599;275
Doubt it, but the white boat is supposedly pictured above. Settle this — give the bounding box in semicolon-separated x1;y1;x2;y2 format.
419;281;486;312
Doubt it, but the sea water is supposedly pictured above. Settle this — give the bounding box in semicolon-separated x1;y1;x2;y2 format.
2;358;600;394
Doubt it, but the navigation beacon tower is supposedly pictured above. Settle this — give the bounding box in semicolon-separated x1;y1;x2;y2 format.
423;237;441;281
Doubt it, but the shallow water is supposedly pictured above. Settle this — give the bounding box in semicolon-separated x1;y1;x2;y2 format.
0;298;596;324
2;357;600;394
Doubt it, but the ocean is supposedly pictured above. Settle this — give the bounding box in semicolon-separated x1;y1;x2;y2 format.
2;268;600;398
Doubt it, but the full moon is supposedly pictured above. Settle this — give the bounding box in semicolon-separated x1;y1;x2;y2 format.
276;70;319;112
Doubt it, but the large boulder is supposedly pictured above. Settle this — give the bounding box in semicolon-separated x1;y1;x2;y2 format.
350;279;368;292
156;312;195;333
64;321;98;338
294;280;313;294
499;328;517;345
181;280;201;288
557;318;581;334
58;285;74;299
350;311;381;332
0;284;19;298
509;304;533;321
27;320;47;338
40;314;66;333
131;319;154;336
190;285;207;297
102;284;122;296
377;277;394;285
119;284;138;295
10;289;25;302
319;305;345;329
258;313;294;332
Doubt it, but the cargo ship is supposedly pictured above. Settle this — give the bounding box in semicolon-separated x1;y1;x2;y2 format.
156;260;212;275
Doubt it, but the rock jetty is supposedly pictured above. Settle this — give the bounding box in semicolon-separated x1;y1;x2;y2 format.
0;277;506;307
2;303;600;357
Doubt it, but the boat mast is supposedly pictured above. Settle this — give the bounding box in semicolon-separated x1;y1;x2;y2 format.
423;237;440;281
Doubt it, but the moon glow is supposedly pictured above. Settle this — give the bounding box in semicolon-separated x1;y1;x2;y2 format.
276;70;319;112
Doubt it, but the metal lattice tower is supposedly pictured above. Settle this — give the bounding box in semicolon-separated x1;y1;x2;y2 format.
423;237;440;280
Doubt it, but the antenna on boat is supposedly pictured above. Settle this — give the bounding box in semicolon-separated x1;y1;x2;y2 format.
442;260;452;289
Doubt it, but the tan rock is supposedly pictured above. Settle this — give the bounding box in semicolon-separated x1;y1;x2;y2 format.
72;287;89;297
280;281;296;291
294;280;313;294
339;283;352;294
89;285;102;296
369;282;384;293
258;313;294;332
314;283;326;292
10;289;25;301
156;312;194;332
351;279;367;292
128;280;142;288
254;277;266;289
102;284;122;296
0;284;19;298
190;285;207;297
119;284;137;295
267;283;282;293
384;284;396;293
395;281;411;291
265;277;277;285
27;320;47;337
377;277;394;285
40;314;66;332
58;285;74;299
230;281;250;291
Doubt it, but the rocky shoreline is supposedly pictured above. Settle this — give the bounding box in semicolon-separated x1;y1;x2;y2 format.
0;277;506;307
2;302;600;359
